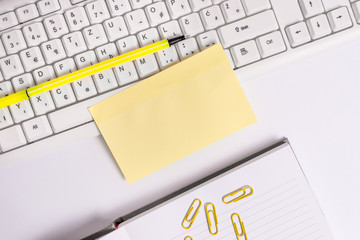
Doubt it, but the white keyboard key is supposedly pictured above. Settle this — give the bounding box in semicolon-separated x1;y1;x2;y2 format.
85;0;111;24
166;0;192;19
135;54;159;78
176;37;199;60
9;100;35;123
138;28;161;46
156;46;179;69
12;73;35;92
23;22;48;47
95;43;119;61
124;9;150;34
180;13;205;37
33;65;56;84
116;35;139;53
104;16;129;42
0;125;27;152
299;0;324;18
241;0;271;15
145;2;171;27
0;71;3;82
73;77;97;100
113;62;139;85
51;84;76;108
189;0;212;11
64;7;90;31
22;116;53;142
37;0;61;15
2;30;27;55
62;32;88;56
71;0;86;3
54;58;77;76
0;82;14;97
20;47;46;72
230;40;260;67
218;10;278;48
83;24;108;49
75;51;98;68
221;0;246;23
159;21;183;39
30;92;56;115
353;2;360;24
0;40;6;58
92;69;118;93
327;7;352;32
129;0;152;9
286;22;311;47
0;12;19;31
197;30;221;50
44;15;70;39
224;49;234;69
0;55;25;80
0;107;14;130
200;6;225;30
256;31;286;58
306;14;332;39
106;0;132;16
41;39;67;64
16;4;40;23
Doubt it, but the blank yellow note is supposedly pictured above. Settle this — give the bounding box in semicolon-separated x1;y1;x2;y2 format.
89;44;256;183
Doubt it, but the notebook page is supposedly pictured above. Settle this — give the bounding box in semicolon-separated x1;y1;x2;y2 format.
112;143;334;240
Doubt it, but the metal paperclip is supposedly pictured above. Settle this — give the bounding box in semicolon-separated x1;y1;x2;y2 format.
222;186;253;204
184;236;193;240
205;202;218;235
231;213;248;240
182;199;202;229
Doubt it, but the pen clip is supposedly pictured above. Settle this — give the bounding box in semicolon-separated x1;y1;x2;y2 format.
231;213;248;240
222;186;253;204
182;199;202;229
205;202;218;235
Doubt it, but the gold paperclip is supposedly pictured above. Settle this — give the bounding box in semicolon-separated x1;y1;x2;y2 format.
222;186;253;204
184;237;193;240
231;213;248;240
182;199;202;229
205;202;218;235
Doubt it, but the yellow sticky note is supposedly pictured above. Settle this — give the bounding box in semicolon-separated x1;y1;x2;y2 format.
89;44;256;183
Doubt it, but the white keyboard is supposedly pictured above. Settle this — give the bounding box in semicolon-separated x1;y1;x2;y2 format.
0;0;359;154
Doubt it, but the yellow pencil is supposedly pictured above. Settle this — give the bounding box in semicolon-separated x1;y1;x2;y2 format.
0;36;185;108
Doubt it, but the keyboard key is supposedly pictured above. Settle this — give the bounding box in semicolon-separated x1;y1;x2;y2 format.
15;4;40;23
134;54;159;78
166;0;192;19
92;69;118;93
64;7;90;31
54;58;77;76
145;2;171;27
22;22;48;47
256;31;286;58
353;2;360;24
180;13;205;37
286;22;311;47
176;37;199;60
0;12;19;31
73;77;97;100
41;39;67;64
51;84;76;108
2;30;27;55
106;0;132;16
104;16;129;42
156;46;179;70
124;9;150;34
218;10;278;48
327;7;352;32
85;0;111;24
116;36;139;53
33;65;56;84
71;0;86;3
197;30;221;50
95;43;118;61
299;0;324;18
200;5;225;30
44;15;70;39
83;24;108;49
75;51;98;68
0;55;25;80
306;14;331;39
20;47;46;72
129;0;152;9
22;116;53;142
0;125;27;152
11;73;35;92
37;0;61;15
0;82;14;97
0;107;14;130
137;28;161;46
0;40;6;58
221;0;246;23
113;61;139;85
230;40;260;67
158;20;183;39
9;100;35;123
30;92;56;115
241;0;271;15
62;32;88;56
0;71;3;82
189;0;212;11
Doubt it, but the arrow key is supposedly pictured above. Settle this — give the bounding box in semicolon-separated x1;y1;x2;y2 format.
285;21;311;47
327;7;352;33
306;14;331;40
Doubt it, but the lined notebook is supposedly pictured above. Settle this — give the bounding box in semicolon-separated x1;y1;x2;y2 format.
98;140;334;240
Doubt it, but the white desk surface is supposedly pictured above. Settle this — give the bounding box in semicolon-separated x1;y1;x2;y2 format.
0;39;359;240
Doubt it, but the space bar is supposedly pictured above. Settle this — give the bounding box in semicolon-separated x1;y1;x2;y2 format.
48;88;125;133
